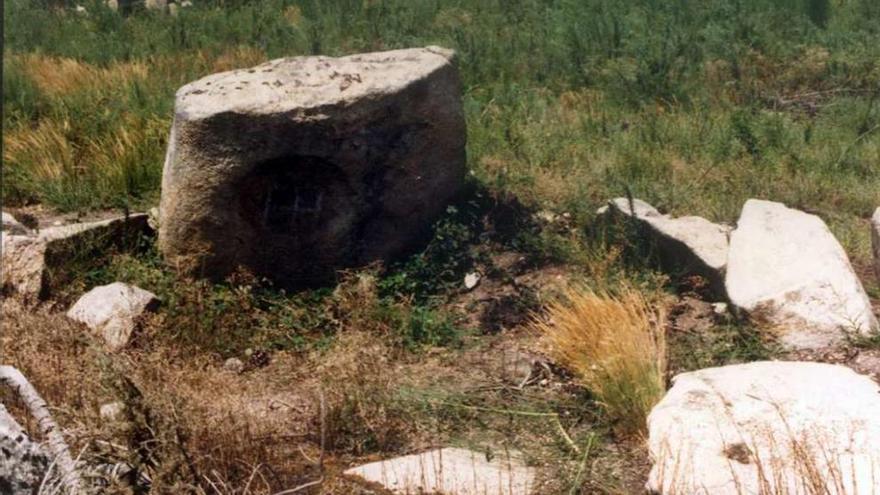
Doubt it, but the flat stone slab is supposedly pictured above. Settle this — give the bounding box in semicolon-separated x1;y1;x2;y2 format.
647;361;880;495
67;282;159;351
159;46;466;287
1;214;149;301
872;207;880;284
344;447;535;494
725;199;877;349
602;198;731;295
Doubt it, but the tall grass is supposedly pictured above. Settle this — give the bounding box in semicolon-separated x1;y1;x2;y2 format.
530;286;666;437
3;0;879;230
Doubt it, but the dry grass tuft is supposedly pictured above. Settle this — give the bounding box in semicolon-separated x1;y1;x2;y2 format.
16;53;149;97
530;286;667;437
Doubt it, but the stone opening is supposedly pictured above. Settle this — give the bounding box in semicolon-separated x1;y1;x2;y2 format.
237;154;362;284
240;155;356;236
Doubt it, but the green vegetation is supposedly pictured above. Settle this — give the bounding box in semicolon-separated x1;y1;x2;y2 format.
4;0;879;254
3;1;879;493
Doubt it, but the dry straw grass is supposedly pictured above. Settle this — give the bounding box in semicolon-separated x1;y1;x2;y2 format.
15;53;149;97
530;286;667;437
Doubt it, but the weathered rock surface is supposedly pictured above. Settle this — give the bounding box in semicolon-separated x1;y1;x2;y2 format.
1;212;30;236
67;282;159;351
159;46;466;287
872;207;880;284
345;447;534;495
601;198;731;294
647;361;880;495
0;404;50;495
725;199;877;349
1;214;149;301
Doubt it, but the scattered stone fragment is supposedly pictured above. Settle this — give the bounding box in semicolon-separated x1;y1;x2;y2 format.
464;272;481;290
345;447;535;495
67;282;159;351
99;402;126;422
725;199;878;350
647;361;880;495
711;302;728;316
0;404;50;495
872;207;880;284
1;212;30;236
1;214;150;301
159;46;465;287
224;357;245;374
601;198;731;295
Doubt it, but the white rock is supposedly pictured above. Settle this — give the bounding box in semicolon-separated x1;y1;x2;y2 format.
647;361;880;495
1;214;149;301
872;207;879;285
0;404;50;494
711;302;728;316
603;198;731;294
725;199;877;349
464;272;481;290
67;282;159;351
1;212;30;236
159;47;465;288
99;402;125;422
345;447;534;495
223;357;245;374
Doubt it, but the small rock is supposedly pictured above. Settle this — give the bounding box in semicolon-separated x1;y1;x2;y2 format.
464;272;481;290
711;302;728;316
647;361;880;494
535;210;558;223
224;357;245;374
872;207;879;284
602;198;731;296
345;447;535;494
725;199;877;350
1;212;30;236
67;282;159;351
99;402;126;422
1;214;149;301
1;404;50;494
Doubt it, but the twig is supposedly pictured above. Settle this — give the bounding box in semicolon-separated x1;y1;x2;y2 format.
271;476;325;494
0;365;83;493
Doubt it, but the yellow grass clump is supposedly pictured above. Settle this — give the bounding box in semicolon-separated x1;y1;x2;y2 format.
531;286;667;437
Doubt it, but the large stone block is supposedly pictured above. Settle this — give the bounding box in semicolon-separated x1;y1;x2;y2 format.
159;46;466;287
647;361;880;494
725;199;877;349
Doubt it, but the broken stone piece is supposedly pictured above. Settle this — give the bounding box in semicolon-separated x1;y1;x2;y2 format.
1;214;150;301
0;404;50;495
345;447;535;495
647;361;880;495
67;282;159;351
159;46;466;288
602;198;731;295
725;199;877;350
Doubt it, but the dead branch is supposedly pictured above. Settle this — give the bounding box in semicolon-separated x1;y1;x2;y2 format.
0;365;83;493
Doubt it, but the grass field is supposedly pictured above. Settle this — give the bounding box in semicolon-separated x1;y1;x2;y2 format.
2;0;880;493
